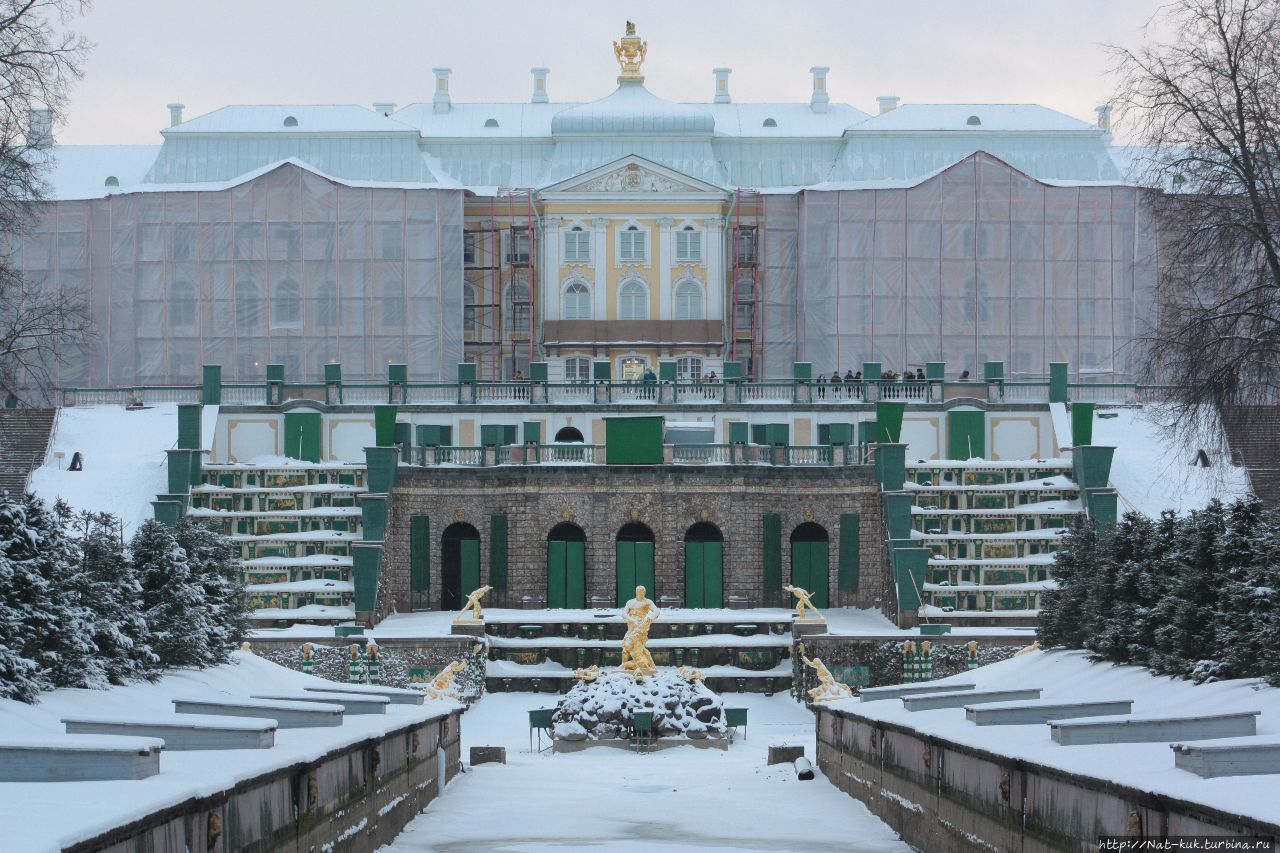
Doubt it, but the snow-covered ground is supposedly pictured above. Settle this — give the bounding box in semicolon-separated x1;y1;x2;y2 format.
27;404;216;534
1093;404;1250;516
835;649;1280;825
0;651;459;852
381;691;910;853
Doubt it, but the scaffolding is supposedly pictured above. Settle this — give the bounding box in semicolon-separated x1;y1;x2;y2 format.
729;188;764;377
462;189;539;380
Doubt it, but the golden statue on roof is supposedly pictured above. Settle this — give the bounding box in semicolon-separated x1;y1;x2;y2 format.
613;22;647;84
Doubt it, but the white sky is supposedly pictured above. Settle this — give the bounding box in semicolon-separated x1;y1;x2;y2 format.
60;0;1171;145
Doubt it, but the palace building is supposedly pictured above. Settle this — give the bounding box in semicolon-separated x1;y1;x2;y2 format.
16;23;1153;391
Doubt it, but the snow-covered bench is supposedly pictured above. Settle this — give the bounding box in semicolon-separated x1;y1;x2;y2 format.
173;696;343;728
1172;738;1280;778
902;688;1041;711
0;735;163;782
302;683;425;705
63;714;277;750
251;692;389;715
1051;711;1260;746
965;699;1133;726
858;682;976;702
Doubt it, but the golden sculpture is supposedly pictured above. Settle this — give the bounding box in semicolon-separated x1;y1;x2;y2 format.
573;664;601;681
783;584;825;623
619;585;660;677
1014;641;1042;657
612;22;647;83
454;584;493;623
802;654;853;703
425;660;467;701
677;666;705;682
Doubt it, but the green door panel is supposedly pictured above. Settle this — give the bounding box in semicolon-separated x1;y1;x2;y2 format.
791;540;830;609
685;542;704;608
566;540;585;609
548;540;567;609
703;541;723;608
947;411;986;459
460;538;481;599
283;412;322;462
616;540;655;605
410;515;429;593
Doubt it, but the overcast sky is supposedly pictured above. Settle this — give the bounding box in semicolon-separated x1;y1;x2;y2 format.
59;0;1171;145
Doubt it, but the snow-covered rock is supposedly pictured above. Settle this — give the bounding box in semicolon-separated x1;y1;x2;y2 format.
551;669;727;740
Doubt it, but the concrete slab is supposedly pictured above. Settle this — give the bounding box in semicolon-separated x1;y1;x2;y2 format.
252;692;389;715
1051;711;1260;746
0;735;163;782
1172;738;1280;778
903;688;1042;712
63;714;276;750
965;699;1133;726
859;682;976;702
302;683;425;705
173;696;344;728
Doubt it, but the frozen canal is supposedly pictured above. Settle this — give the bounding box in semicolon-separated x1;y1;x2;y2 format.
381;692;909;853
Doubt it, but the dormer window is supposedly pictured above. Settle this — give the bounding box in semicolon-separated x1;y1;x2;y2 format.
762;118;777;128
104;176;119;187
966;115;981;126
484;118;499;128
283;116;299;127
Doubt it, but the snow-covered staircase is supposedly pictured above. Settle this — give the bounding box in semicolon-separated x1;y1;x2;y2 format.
1221;405;1280;506
0;408;56;497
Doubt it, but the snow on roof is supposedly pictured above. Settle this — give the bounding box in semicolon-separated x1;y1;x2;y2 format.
552;83;715;136
848;103;1098;133
166;104;417;135
702;102;870;137
38;145;160;200
395;101;576;138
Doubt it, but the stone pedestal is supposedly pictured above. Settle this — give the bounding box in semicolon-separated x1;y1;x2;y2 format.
469;746;506;766
792;619;828;639
768;745;805;765
450;620;485;637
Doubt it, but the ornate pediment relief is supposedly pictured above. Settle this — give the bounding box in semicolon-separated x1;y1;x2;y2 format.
570;162;697;193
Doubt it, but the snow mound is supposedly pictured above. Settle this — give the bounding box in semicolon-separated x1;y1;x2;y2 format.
552;669;726;741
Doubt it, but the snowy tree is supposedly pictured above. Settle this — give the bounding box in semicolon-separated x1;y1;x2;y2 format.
131;520;214;669
175;519;248;664
1037;515;1096;649
0;494;49;700
73;510;156;682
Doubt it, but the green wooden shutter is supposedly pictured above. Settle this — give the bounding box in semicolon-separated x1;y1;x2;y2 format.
566;540;585;609
460;538;481;597
490;514;508;588
704;541;723;608
616;541;634;607
410;515;429;592
763;514;782;591
838;513;860;591
685;542;704;608
548;539;566;608
635;541;655;598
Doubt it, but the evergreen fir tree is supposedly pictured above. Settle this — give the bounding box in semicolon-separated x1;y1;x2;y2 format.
74;511;157;683
0;494;48;701
1038;514;1095;649
35;499;107;689
132;520;213;668
176;519;249;665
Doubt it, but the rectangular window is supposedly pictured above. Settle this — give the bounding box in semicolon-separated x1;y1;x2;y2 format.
463;231;477;266
675;230;702;263
735;226;757;266
676;356;704;381
564;356;591;383
564;230;591;263
619;229;647;263
508;227;530;267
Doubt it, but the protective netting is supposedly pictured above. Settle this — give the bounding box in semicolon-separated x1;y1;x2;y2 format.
16;163;464;387
794;154;1158;380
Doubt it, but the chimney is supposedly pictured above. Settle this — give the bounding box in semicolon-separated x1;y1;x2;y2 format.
373;101;396;117
26;106;52;149
432;67;452;114
713;67;732;104
809;66;830;113
876;95;899;115
1095;104;1113;141
167;103;185;127
531;67;549;104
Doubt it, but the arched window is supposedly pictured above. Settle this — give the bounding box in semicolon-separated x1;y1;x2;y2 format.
463;283;477;334
104;176;119;188
317;281;337;328
283;116;299;127
507;277;530;331
762;118;777;128
674;279;704;320
619;279;648;320
966;115;982;126
272;279;301;327
564;355;591;383
484;118;499;128
171;278;196;328
554;426;585;443
563;280;591;320
235;280;261;327
676;355;703;381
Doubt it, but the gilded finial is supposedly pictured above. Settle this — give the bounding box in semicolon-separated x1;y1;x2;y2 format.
613;22;647;84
